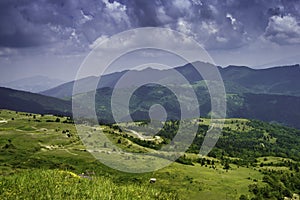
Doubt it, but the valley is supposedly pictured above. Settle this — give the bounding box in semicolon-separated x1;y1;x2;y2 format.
2;1;300;199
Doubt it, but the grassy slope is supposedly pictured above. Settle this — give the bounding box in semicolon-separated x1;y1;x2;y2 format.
0;110;298;199
0;87;71;115
0;169;178;200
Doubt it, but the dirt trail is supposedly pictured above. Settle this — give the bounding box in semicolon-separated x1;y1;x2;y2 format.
127;129;159;141
128;129;145;140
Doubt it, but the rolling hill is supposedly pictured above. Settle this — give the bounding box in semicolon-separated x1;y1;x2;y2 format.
0;87;71;116
0;109;299;199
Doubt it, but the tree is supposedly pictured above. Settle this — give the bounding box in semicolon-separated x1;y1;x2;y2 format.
201;159;205;166
260;163;264;167
248;184;259;195
295;164;299;172
207;159;211;165
55;118;60;123
239;194;248;200
223;161;230;170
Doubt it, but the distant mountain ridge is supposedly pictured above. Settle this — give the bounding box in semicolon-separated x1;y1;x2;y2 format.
1;82;300;128
40;71;127;99
40;62;300;99
221;64;300;96
1;62;300;129
1;75;64;93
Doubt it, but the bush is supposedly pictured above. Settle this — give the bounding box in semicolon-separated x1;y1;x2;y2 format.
239;194;248;200
176;156;194;166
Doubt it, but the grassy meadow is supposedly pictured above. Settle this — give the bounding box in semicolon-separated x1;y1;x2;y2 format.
0;109;299;199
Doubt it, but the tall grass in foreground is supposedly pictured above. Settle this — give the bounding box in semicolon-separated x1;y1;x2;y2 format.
0;169;179;200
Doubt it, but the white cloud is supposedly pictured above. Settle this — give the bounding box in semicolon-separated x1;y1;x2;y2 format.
201;21;218;35
191;0;203;6
226;13;236;25
102;0;126;11
265;15;300;44
173;0;192;11
177;18;193;35
208;5;218;16
156;6;173;24
0;48;17;57
79;10;93;25
216;36;227;43
102;0;130;25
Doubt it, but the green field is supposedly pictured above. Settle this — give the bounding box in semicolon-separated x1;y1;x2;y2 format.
0;110;299;200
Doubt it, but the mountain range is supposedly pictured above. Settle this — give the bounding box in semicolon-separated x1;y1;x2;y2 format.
0;75;64;93
1;62;300;128
40;62;300;99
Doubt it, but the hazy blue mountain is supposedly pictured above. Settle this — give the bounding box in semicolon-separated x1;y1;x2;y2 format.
0;75;64;93
40;71;126;99
40;76;98;100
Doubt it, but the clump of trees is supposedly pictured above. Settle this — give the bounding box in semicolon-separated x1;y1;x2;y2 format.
244;170;300;199
176;154;193;165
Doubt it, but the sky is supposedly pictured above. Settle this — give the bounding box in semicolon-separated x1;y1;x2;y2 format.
0;0;300;82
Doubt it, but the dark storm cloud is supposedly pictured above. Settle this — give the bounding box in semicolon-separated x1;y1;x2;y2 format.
0;0;44;47
0;0;300;50
119;0;162;26
0;0;131;49
0;0;70;47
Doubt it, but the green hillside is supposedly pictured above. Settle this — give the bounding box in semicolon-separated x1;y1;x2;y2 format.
0;110;299;200
0;87;71;116
2;63;300;129
2;84;300;130
91;85;300;128
39;62;300;129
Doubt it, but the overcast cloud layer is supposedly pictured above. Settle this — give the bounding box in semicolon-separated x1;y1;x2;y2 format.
0;0;300;81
